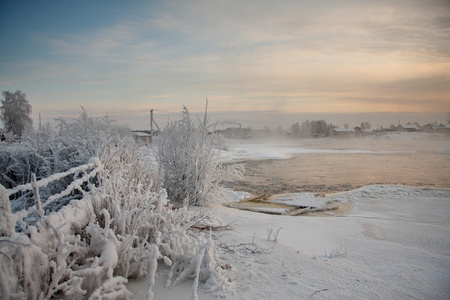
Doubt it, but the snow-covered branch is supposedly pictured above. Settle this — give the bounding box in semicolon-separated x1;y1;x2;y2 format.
0;107;230;299
6;157;101;196
154;106;243;206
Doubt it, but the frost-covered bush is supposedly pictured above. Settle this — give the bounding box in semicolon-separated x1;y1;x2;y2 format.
1;108;134;212
0;106;231;299
154;106;243;206
1;143;227;299
0;147;50;189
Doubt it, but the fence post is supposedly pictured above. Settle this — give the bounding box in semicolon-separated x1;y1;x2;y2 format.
32;174;44;218
0;184;14;236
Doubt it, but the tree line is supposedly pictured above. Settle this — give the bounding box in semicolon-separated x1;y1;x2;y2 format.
290;120;337;137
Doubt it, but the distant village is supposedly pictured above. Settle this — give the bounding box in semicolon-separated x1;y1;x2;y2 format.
132;120;450;144
212;120;450;140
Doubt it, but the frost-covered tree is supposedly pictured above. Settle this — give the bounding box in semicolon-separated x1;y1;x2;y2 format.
360;122;371;130
0;108;134;211
291;122;300;137
300;120;336;137
0;90;32;137
154;104;243;206
0;139;227;299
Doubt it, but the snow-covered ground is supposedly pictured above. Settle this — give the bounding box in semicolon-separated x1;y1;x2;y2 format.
128;133;450;299
219;132;450;161
221;143;415;160
214;186;450;299
128;185;450;299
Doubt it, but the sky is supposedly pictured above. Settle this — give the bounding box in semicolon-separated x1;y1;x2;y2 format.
1;0;449;130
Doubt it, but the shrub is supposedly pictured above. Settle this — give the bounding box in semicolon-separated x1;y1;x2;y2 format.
1;108;134;212
0;133;226;299
0;106;231;299
154;105;243;206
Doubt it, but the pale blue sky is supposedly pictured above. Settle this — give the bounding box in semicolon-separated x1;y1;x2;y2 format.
1;0;449;129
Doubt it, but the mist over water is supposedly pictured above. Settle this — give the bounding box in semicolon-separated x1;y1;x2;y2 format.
225;132;450;194
209;111;447;131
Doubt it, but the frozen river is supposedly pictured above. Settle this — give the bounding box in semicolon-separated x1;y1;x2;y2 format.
224;132;450;194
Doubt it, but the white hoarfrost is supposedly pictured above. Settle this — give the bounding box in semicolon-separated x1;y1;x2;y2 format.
3;115;449;299
1;155;227;299
0;109;230;299
154;105;243;206
0;185;14;236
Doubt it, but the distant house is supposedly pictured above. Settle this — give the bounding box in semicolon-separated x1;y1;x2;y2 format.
333;126;366;136
216;127;251;139
332;128;356;136
397;124;420;132
284;128;293;136
131;131;153;145
422;123;436;132
435;123;450;134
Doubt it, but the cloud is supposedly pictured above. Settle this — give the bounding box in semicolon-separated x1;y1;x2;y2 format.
2;0;449;125
363;74;450;101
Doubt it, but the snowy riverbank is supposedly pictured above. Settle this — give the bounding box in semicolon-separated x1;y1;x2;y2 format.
128;185;450;299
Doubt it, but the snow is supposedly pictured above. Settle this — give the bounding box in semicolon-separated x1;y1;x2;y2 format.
126;185;450;299
0;184;14;236
127;270;216;300
210;186;450;299
218;132;450;162
269;192;330;208
220;140;416;161
441;148;450;154
231;206;291;215
3;131;450;299
399;124;421;130
127;133;450;299
220;189;253;204
6;158;101;196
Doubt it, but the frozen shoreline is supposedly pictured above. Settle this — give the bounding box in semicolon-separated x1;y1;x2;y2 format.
128;185;450;299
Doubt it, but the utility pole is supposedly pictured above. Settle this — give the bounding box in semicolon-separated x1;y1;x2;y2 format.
150;109;154;133
39;113;42;131
149;109;160;135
